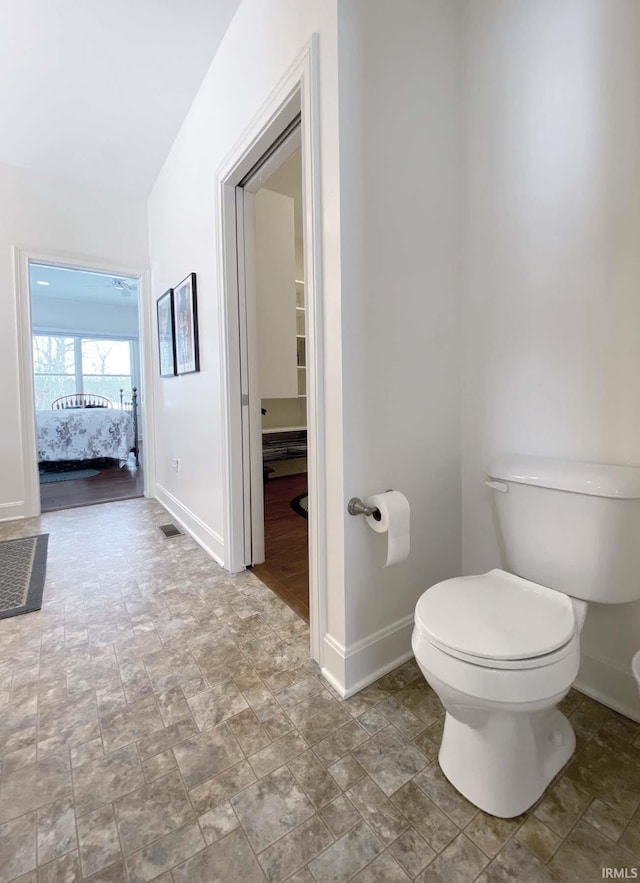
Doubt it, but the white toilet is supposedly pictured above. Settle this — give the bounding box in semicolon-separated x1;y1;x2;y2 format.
412;454;640;819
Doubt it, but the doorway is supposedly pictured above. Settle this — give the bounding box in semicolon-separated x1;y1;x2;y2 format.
28;262;144;512
218;52;325;661
242;138;310;619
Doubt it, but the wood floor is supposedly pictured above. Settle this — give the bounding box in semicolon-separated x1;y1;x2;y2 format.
39;454;144;512
251;472;309;621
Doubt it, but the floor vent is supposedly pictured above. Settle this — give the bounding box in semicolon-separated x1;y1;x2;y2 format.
157;522;183;538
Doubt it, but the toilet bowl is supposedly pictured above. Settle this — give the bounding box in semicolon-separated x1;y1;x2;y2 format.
412;454;640;819
412;569;580;817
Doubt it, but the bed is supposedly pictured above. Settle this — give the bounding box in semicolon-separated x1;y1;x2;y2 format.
36;390;139;465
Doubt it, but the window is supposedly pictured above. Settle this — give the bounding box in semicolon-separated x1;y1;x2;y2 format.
81;339;132;404
32;336;76;406
33;333;135;408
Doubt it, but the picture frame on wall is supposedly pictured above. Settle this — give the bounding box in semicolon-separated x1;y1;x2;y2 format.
156;288;176;377
173;273;200;375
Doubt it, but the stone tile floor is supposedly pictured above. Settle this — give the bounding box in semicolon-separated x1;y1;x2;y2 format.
1;498;640;882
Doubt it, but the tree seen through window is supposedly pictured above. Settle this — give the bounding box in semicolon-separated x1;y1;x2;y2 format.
33;334;134;408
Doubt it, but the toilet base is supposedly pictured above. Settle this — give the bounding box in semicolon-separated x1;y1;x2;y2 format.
438;706;575;818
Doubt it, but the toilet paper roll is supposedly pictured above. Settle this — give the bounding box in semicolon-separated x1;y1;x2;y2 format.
364;490;410;567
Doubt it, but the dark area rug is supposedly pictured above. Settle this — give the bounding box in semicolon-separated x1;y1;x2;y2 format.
0;534;49;619
290;493;308;519
39;469;99;484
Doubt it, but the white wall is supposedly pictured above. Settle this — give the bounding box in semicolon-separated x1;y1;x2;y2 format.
0;161;148;520
254;189;297;400
31;295;139;338
461;0;640;718
147;0;462;693
337;0;463;687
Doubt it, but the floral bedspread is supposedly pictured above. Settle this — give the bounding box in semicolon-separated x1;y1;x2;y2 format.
36;409;135;462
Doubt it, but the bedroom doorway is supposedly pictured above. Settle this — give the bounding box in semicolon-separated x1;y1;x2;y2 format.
28;262;144;512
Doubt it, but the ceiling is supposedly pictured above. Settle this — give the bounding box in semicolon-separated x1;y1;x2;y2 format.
29;263;139;307
0;0;241;196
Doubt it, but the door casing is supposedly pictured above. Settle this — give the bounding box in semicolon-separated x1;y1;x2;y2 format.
216;37;325;663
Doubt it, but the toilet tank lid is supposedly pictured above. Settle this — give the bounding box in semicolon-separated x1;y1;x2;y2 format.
487;455;640;499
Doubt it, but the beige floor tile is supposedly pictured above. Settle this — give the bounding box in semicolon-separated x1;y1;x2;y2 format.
534;774;592;837
318;795;362;838
417;832;488;883
413;762;478;828
0;812;36;883
346;776;409;845
307;821;383;883
288;749;341;809
36;795;77;865
197;800;239;844
172;828;264;883
76;804;121;878
477;839;558;883
124;821;205;883
391;781;458;852
172;721;243;789
583;797;628;843
389;827;436;877
514;815;561;863
549;819;638;882
352;851;412;882
72;744;145;817
231;765;315;852
258;815;333;883
113;769;194;855
464;812;524;859
0;754;72;824
352;727;427;796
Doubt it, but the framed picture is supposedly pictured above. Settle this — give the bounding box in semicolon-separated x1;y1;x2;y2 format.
156;289;176;377
173;273;200;375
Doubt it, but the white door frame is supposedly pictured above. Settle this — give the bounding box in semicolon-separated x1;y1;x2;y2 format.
216;36;326;662
13;247;155;517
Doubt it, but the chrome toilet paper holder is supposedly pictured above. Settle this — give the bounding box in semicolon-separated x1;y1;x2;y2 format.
347;490;393;520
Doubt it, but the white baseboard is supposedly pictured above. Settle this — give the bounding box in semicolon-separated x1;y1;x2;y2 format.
155;484;225;567
321;634;348;697
0;501;26;522
575;651;640;724
322;614;415;699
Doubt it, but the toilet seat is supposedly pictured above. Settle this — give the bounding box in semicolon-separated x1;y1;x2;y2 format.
414;569;576;669
421;632;576;670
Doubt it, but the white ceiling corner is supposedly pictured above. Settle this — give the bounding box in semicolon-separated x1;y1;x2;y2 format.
0;0;242;196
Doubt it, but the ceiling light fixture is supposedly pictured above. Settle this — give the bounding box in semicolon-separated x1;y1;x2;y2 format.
36;280;50;286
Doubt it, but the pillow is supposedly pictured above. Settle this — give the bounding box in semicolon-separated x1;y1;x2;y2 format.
85;404;107;408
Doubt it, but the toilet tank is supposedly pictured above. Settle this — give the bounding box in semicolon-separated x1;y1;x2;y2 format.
487;455;640;604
